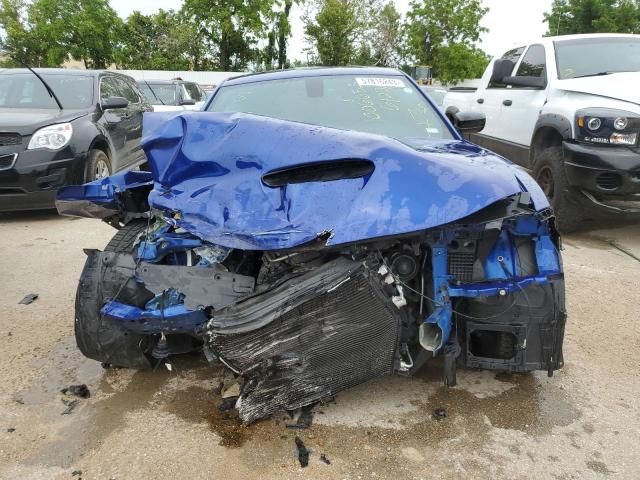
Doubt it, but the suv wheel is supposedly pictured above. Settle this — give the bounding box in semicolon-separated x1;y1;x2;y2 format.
533;146;583;233
86;149;112;181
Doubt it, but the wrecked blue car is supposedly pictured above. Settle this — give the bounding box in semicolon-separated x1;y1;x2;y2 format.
57;68;566;423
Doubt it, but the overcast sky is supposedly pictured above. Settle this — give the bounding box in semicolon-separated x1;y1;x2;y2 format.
109;0;553;60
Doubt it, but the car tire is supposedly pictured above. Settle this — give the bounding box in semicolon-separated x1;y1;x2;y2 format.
75;220;154;369
533;146;583;233
86;149;112;182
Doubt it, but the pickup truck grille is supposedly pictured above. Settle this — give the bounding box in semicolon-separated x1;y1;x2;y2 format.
0;133;21;146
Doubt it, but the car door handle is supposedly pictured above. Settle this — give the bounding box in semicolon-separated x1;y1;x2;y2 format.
503;100;513;106
477;98;484;104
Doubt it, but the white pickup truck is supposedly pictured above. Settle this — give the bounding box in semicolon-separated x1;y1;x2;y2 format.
443;33;640;231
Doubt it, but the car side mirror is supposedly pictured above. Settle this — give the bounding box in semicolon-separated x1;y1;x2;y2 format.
451;111;486;134
502;76;547;89
490;59;515;84
180;98;196;106
101;96;129;110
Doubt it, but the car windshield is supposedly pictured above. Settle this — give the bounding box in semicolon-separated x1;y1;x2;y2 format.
555;37;640;79
138;83;176;105
207;74;453;147
0;73;93;109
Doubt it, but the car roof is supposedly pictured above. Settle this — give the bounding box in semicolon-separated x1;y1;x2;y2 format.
0;68;113;77
137;79;195;85
221;66;405;87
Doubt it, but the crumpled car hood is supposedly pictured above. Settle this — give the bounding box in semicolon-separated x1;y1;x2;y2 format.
139;112;548;250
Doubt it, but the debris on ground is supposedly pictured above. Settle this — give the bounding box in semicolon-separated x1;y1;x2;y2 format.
61;399;78;415
213;381;224;396
218;397;237;412
320;453;331;465
286;405;315;429
71;470;82;477
222;382;240;399
7;427;15;433
432;407;448;420
61;384;90;398
18;293;38;305
295;436;310;468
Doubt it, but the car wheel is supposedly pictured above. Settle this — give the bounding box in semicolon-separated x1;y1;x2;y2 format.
75;220;155;369
86;149;112;182
533;146;583;233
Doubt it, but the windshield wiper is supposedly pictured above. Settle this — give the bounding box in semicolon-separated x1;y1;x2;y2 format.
0;47;64;110
573;71;630;79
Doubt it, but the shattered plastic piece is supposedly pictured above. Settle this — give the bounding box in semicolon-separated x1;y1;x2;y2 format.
218;398;237;412
295;436;310;468
7;427;15;433
61;385;90;399
18;293;38;305
72;471;82;477
432;407;448;420
61;399;78;415
222;383;241;399
320;453;331;465
286;405;314;430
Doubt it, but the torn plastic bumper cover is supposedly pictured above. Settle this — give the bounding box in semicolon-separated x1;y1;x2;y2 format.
58;112;566;423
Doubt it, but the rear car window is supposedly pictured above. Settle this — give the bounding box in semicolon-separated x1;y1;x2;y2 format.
183;82;204;101
0;73;93;109
137;83;177;105
207;75;453;147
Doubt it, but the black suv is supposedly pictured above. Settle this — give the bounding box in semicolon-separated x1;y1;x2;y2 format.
0;68;152;212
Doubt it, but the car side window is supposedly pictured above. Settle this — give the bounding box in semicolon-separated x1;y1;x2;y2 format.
487;46;525;88
515;44;546;79
100;76;120;101
116;78;140;104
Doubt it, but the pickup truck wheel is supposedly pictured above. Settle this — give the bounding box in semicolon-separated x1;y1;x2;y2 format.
86;149;112;182
533;146;582;233
75;220;154;369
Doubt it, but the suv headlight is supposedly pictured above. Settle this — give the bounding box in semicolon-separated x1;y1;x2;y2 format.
576;109;639;146
27;123;73;150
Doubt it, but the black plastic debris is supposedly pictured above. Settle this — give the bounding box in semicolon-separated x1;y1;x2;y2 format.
432;407;448;420
213;381;224;396
61;385;90;399
295;436;310;468
218;397;237;412
320;453;331;465
72;470;82;477
18;293;38;305
286;405;314;429
61;399;78;415
7;427;15;433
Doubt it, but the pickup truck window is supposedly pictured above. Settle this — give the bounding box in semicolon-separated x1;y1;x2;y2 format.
515;44;546;79
208;75;454;147
488;46;525;88
555;37;640;79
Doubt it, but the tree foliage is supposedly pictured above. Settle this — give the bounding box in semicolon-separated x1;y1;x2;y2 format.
544;0;640;36
182;0;274;71
0;0;121;68
116;10;211;70
433;43;489;85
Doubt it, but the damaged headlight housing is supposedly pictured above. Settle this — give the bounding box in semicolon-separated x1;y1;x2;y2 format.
28;122;73;150
576;109;639;146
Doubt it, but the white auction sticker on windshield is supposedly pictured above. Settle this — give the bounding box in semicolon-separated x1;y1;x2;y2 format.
356;77;405;88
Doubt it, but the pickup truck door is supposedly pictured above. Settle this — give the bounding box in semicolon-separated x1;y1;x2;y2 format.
496;44;549;149
473;47;525;141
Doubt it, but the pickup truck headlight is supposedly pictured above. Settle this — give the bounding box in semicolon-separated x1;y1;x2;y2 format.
27;123;73;150
576;109;639;146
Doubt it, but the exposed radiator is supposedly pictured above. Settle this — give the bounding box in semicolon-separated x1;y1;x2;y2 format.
210;265;402;423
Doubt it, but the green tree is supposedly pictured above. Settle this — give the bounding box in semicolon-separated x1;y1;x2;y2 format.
544;0;640;36
405;0;488;67
117;9;212;70
303;0;367;66
369;2;401;66
433;42;489;85
1;0;121;68
182;0;274;71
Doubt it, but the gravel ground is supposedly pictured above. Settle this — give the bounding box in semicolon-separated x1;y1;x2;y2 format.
0;211;639;480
